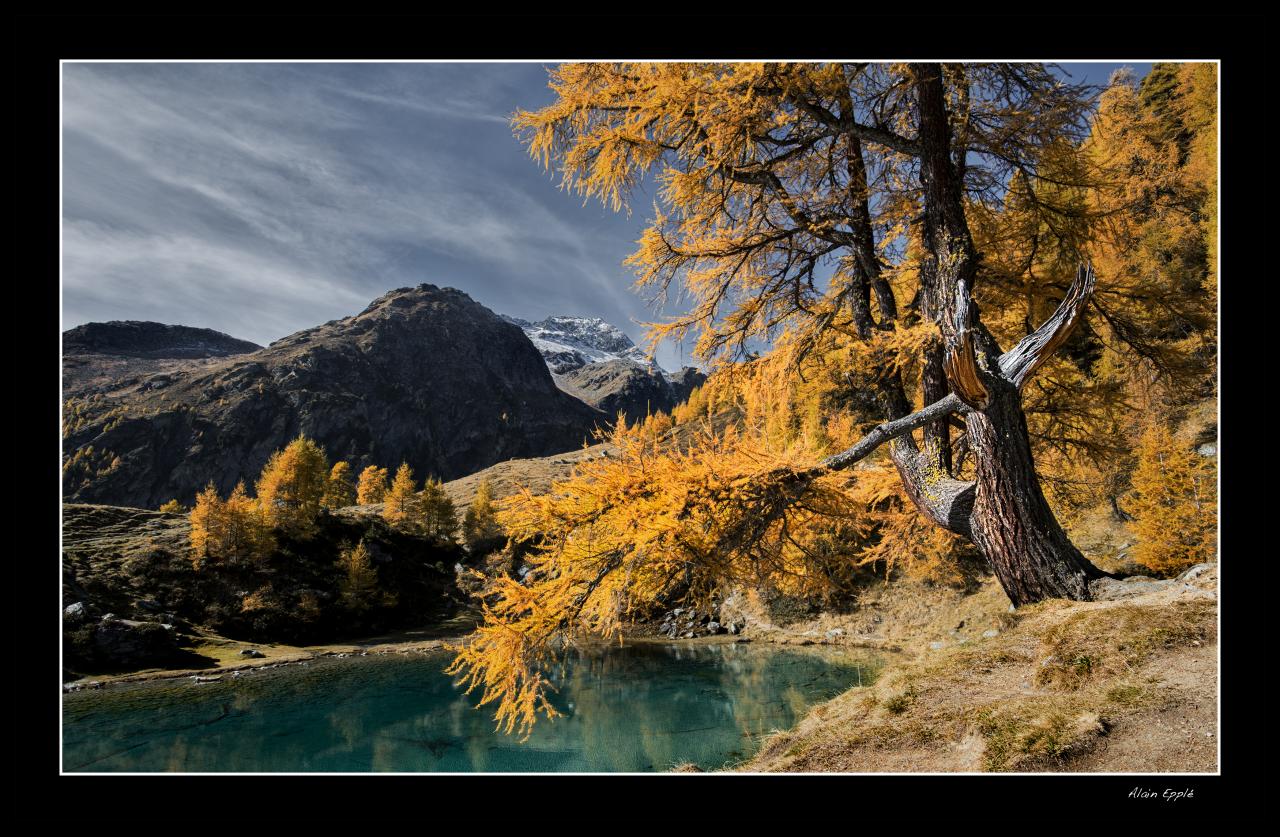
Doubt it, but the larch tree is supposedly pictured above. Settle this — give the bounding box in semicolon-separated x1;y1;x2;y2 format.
383;462;419;530
420;477;459;543
356;465;390;505
462;478;505;554
447;62;1209;736
337;539;380;611
255;435;330;538
322;461;357;510
189;480;273;568
1128;418;1216;575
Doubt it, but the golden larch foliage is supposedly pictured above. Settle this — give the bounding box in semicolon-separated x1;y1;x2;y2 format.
356;465;389;505
420;477;459;542
336;539;380;611
462;478;504;553
189;480;273;568
255;435;329;538
383;462;419;529
322;461;357;509
1128;420;1216;575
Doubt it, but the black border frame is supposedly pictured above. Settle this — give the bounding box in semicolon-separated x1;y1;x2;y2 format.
22;13;1267;823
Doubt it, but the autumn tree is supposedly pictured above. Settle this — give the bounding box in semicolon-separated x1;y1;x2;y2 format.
356;465;390;505
420;477;458;543
322;461;357;509
447;61;1215;736
1128;418;1216;575
383;462;419;529
256;435;329;538
462;478;505;554
336;539;380;611
189;480;273;568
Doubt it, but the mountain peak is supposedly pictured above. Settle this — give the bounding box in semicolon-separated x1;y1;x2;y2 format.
505;313;654;374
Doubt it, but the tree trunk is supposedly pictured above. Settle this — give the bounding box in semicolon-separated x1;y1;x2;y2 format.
906;62;1110;605
965;373;1111;605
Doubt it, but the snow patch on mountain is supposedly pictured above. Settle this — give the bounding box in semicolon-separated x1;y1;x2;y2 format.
503;314;657;374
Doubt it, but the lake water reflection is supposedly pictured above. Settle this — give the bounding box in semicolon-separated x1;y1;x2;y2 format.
63;640;878;772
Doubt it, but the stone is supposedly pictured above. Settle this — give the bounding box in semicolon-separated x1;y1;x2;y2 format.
239;648;265;658
825;628;845;638
1179;563;1213;582
982;629;1000;638
929;641;945;650
64;602;86;622
1091;576;1173;601
92;617;181;667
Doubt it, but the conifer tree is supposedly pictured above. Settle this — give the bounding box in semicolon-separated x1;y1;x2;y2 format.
383;462;419;530
1128;419;1216;575
189;480;273;567
462;478;504;554
420;477;458;543
356;465;390;505
336;539;379;611
189;482;225;566
448;61;1121;737
158;499;185;514
255;435;329;538
322;461;357;509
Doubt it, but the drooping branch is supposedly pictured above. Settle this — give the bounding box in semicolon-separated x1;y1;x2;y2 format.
998;262;1097;387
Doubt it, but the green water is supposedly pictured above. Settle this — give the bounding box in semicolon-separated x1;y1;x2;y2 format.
63;641;876;772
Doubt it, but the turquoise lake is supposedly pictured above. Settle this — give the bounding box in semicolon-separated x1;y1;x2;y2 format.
62;640;877;772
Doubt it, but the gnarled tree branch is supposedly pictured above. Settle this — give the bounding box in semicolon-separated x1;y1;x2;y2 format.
998;262;1097;387
942;276;992;410
808;392;970;476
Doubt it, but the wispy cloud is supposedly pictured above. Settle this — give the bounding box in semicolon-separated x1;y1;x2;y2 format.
61;62;671;362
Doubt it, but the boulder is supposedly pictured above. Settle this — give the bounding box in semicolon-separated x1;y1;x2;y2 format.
92;617;182;667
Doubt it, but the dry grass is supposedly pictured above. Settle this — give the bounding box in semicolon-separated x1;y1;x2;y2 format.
740;567;1217;773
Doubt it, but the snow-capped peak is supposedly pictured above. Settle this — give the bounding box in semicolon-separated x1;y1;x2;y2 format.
503;314;655;374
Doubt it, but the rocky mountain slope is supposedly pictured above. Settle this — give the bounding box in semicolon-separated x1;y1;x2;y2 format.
65;320;263;359
63;285;606;509
63;322;262;398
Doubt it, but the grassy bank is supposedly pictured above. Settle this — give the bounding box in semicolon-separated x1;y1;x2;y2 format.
740;565;1217;773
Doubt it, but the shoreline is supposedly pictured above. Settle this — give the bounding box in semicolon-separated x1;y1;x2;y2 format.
63;620;898;692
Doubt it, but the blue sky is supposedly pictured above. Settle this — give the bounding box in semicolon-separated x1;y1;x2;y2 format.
62;61;1151;370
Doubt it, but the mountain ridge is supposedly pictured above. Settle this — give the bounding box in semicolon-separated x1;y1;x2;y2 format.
63;284;606;509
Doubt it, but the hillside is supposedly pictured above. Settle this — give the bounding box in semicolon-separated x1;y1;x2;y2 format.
62;285;607;509
61;503;468;677
736;564;1217;773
